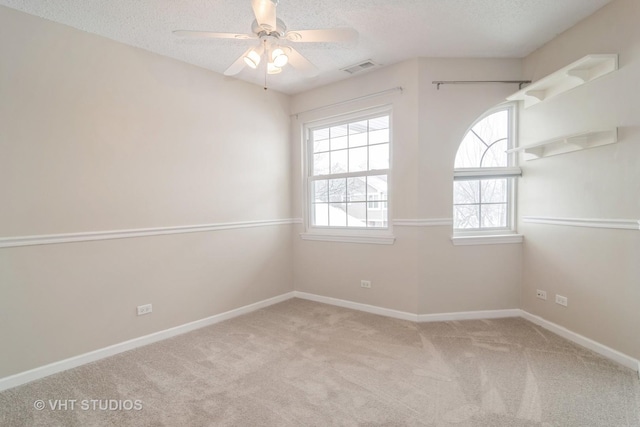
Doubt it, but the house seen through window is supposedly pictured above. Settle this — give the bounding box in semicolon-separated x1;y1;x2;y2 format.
308;111;390;229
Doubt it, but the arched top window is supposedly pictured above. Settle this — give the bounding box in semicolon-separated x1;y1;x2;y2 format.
455;108;510;169
453;104;520;234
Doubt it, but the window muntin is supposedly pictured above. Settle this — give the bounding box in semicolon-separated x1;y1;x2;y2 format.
453;178;510;229
308;112;390;229
455;109;510;169
453;105;517;232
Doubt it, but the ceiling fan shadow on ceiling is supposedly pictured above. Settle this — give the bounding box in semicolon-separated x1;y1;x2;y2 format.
173;0;358;88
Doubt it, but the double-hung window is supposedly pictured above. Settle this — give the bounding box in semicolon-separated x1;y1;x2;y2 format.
453;103;521;238
306;109;391;231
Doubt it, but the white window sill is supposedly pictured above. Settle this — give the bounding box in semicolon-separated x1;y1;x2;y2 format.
299;233;396;245
451;234;524;246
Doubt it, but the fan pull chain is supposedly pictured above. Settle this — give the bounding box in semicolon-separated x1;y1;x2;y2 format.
263;39;268;90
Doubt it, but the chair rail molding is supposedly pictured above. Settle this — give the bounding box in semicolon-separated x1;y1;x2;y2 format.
522;216;640;230
0;219;299;248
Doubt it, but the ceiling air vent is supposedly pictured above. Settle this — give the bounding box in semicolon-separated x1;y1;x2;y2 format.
341;60;379;74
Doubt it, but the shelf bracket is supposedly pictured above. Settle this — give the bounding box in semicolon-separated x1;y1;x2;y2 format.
566;69;591;83
525;90;547;102
524;146;545;158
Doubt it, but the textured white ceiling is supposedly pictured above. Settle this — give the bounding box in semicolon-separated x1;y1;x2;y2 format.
0;0;613;94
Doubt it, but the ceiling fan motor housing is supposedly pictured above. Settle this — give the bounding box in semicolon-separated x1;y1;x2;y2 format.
252;18;286;38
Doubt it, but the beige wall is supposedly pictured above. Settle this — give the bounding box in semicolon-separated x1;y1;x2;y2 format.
0;6;293;377
291;58;523;315
3;0;638;381
519;0;640;359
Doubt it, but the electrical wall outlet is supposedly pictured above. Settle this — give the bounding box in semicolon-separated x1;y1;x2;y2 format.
555;295;568;307
360;280;372;289
536;289;547;300
137;304;153;316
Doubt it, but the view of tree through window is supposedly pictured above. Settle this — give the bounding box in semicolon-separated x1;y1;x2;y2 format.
453;107;514;231
309;114;390;228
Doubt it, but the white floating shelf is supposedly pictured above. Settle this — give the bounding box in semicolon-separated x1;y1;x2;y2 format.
507;54;618;108
507;128;618;160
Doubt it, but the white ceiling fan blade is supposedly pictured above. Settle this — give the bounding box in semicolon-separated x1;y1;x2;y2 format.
251;0;277;32
285;28;358;43
173;30;255;40
285;47;319;77
224;47;253;76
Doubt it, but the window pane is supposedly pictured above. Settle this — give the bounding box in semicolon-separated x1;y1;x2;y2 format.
454;205;479;229
472;109;508;147
330;150;348;174
367;175;387;197
367;174;388;228
481;138;508;167
346;202;367;227
454;132;484;168
367;194;379;209
349;132;367;147
312;180;328;202
453;180;479;204
330;135;348;151
313;152;329;176
369;115;389;131
454;108;510;169
369;129;389;145
313;138;329;153
347;177;366;202
329;203;347;226
369;143;389;170
330;124;348;138
328;178;346;202
481;179;507;203
312;203;329;226
348;146;367;172
313;128;329;142
349;120;368;135
481;204;507;228
367;204;387;228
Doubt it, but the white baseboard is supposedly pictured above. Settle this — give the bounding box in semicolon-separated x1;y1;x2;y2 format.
3;291;637;392
418;309;521;322
0;292;295;392
519;310;640;373
294;292;520;324
293;291;419;321
293;292;639;374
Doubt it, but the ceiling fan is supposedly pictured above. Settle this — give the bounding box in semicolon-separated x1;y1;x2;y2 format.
173;0;358;79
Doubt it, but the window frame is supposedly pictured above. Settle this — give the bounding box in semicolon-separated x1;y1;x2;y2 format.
301;106;395;245
452;103;523;244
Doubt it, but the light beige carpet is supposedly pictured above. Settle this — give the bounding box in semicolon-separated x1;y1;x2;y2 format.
1;298;639;426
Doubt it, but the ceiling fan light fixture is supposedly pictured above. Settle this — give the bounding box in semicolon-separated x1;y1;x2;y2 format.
267;62;282;74
244;49;261;69
272;48;288;67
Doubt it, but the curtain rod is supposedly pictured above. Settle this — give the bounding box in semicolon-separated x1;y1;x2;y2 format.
292;87;403;118
432;80;531;90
